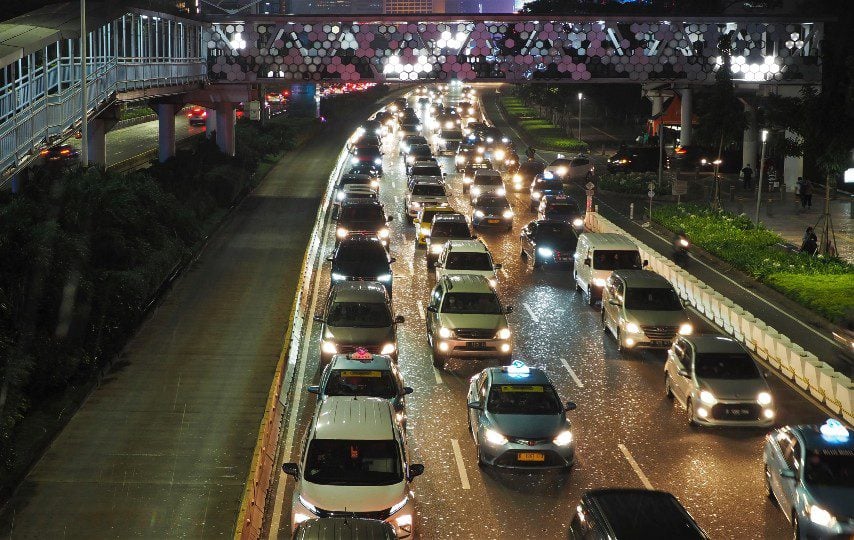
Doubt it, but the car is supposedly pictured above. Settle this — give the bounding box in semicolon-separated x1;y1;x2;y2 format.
400;135;428;156
472;194;513;232
349;162;382;178
433;112;461;131
529;172;565;210
425;274;512;368
334;174;377;204
764;419;854;539
405;179;448;222
458;101;476;118
537;194;584;230
413;205;457;248
407;162;443;182
474;126;507;145
664;335;775;426
520;220;579;269
330;236;395;295
602;270;693;352
469;169;506;201
292;517;397;540
455;142;477;171
283;397;423;538
404;144;433;172
186;106;207;126
464;121;488;138
670;145;740;173
341;184;379;203
513;160;547;192
315;282;403;363
545;154;594;182
374;111;396;130
426;214;474;267
434;128;463;155
606;146;662;173
336;201;392;246
360;119;385;137
569;489;710;539
38;144;79;166
387;97;407;114
308;350;412;424
434;239;500;287
350;146;384;175
573;233;646;306
467;361;577;469
348;134;383;152
461;159;493;193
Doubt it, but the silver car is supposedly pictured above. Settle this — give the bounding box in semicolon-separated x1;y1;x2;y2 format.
467;361;576;469
664;335;775;427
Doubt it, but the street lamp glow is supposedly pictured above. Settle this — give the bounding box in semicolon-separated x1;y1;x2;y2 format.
578;92;583;100
761;129;768;142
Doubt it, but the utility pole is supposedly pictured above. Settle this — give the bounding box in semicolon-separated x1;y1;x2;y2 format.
80;0;88;165
754;129;768;224
577;92;583;140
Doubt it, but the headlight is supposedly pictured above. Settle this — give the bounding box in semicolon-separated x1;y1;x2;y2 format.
808;505;837;528
502;209;514;219
556;166;568;176
484;428;508;445
445;121;453;128
678;323;693;335
331;272;346;281
496;187;506;196
513;174;522;182
474;210;485;218
625;322;641;334
430;244;443;254
336;227;348;238
572;218;584;228
488;278;497;288
377;273;392;283
553;430;573;446
486;137;494;143
464;176;473;184
352;157;361;164
593;278;607;287
471;187;481;196
380;343;396;355
438;326;453;338
410;201;420;209
699;390;717;406
537;247;554;257
494;149;506;160
294;512;312;525
757;391;772;406
336;191;345;201
497;328;511;340
477;146;485;154
468;107;475;114
679;238;690;247
532;191;542;200
321;340;338;354
370;180;380;188
378;228;390;239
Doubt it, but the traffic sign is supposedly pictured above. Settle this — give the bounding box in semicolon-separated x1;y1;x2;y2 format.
672;180;688;196
647;190;655;198
585;182;595;191
647;182;655;190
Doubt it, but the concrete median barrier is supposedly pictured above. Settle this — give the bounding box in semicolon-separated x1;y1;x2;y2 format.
585;211;853;425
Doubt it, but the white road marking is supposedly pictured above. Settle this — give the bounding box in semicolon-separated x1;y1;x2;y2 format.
560;358;584;388
450;439;471;490
523;302;539;323
408;257;414;274
433;368;443;385
417;300;426;321
618;443;654;490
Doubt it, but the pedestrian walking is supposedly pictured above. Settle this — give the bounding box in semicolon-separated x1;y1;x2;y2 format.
801;226;818;255
803;179;813;209
796;177;807;209
740;164;754;190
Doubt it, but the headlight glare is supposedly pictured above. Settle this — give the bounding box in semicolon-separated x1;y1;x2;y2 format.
537;247;554;257
484;428;508;445
380;343;396;355
678;323;693;335
336;227;348;238
497;328;511;340
625;322;641;334
474;210;485;218
572;218;584;228
593;278;607;287
699;390;717;406
553;430;573;446
438;326;453;338
331;272;346;281
378;228;390;239
496;187;506;196
757;391;772;406
502;209;514;219
321;341;338;355
377;273;392;283
808;505;836;528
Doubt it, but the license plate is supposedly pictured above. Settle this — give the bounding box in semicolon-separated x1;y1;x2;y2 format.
487;219;499;224
517;452;545;462
653;340;671;346
467;341;486;350
728;408;750;415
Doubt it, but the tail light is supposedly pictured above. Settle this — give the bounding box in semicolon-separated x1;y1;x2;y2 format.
40;149;50;156
674;146;687;155
60;149;71;155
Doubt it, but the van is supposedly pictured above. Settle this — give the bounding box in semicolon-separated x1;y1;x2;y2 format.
283;397;424;539
573;233;646;306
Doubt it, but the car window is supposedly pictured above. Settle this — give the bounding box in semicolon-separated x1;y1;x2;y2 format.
546;201;581;214
446;252;493;270
534;180;564;191
624;287;682;311
782;438;801;471
327;302;392;327
694;353;761;380
325;369;398;399
571;158;590;166
339;206;385;223
441;292;502;314
475;175;503;185
592;250;642;271
336;242;387;262
412;184;446;197
486;384;562;415
804;448;854;486
432;222;470;237
304;439;402;485
429;286;442;310
410;166;442;176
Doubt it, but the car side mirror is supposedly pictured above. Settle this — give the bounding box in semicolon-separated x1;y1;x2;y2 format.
395;315;405;324
493;263;502;269
426;305;438;313
407;463;425;481
504;305;513;314
565;401;577;411
677;369;690;378
781;469;797;480
313;314;325;322
282;462;300;478
387;215;394;222
307;385;320;394
643;259;649;267
583;258;591;266
403;386;414;395
467;401;483;410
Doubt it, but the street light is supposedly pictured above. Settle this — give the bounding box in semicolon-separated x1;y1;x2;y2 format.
755;129;768;224
712;158;722;208
577;92;583;140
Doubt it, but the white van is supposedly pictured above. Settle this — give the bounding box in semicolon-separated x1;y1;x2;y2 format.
283;396;424;538
573;233;646;306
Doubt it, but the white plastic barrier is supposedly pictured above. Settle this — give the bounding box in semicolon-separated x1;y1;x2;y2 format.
584;212;853;425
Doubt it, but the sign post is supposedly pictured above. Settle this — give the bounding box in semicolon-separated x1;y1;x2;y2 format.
646;181;655;226
585;181;595;213
672;178;688;205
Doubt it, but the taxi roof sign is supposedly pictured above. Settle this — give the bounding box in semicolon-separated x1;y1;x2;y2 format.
505;360;530;378
349;348;373;361
820;418;850;443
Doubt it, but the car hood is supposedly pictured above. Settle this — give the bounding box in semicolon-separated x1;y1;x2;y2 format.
411;195;448;202
300;481;406;514
325;325;394;345
625;310;687;328
340;220;384;231
439;313;506;330
486;413;565;439
476;205;510;214
805;485;854;519
332;261;390;278
697;378;768;401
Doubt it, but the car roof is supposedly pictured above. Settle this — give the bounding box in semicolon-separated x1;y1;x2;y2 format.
578;233;637;249
433;213;467;223
790;421;854;452
611;269;672;288
338;236;386;249
313;397;396;440
441;274;494;293
473;195;509;206
340;199;383;208
474;169;501;177
446;239;488;253
684;335;748;354
340;174;371;182
486;366;552;386
330;281;388;303
329;352;394;371
294;518;397;540
582;489;708;539
411;177;445;186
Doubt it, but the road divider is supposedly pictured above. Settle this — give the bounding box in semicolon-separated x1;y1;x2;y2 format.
585;212;854;425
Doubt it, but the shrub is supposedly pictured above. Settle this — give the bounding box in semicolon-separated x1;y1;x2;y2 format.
599;172;665;194
499;96;587;152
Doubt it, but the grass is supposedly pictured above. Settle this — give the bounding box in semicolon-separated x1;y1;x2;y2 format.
120;106;155;121
652;204;854;325
500;96;587;152
600;172;664;194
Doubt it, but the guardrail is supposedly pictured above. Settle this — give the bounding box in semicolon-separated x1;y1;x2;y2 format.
585;211;854;425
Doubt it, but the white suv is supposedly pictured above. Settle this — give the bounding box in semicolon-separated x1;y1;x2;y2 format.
435;239;500;288
283;396;424;538
405;179;449;221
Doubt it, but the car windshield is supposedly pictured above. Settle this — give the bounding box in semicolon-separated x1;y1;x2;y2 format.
593;250;642;270
340;177;371;188
487;384;562;415
694;353;761;379
550;159;571;167
410;144;431;154
412;185;446;196
327;302;391;327
410;166;442;176
304;439;403;486
804;449;854;487
432;222;470;237
547;202;580;214
624;287;683;311
335;243;387;262
444;130;462;139
355;147;380;158
476;196;509;208
446;252;492;270
537;223;574;238
475;175;503;186
441;292;502;314
325;370;398;399
340;206;385;223
535;180;563;191
467;163;490;172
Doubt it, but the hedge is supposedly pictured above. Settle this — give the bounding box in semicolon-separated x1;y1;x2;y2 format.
499;96;588;152
599;172;665;195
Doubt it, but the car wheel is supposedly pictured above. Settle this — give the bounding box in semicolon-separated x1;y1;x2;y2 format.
587;286;596;306
665;374;674;399
476;444;488;468
432;348;445;369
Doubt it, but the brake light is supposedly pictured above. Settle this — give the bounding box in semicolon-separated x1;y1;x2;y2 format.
60;149;71;155
674;146;687;155
40;149;50;156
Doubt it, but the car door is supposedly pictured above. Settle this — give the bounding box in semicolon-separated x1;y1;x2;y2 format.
671;340;693;404
602;278;619;332
468;373;488;436
778;437;802;517
521;222;536;257
435;246;450;280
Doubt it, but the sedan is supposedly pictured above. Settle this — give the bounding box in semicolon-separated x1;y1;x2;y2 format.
520;220;578;269
472;194;513;232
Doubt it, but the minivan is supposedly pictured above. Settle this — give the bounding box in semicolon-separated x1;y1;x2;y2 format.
573;233;646;306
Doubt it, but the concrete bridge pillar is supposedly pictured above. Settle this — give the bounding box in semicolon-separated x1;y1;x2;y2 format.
215;103;236;157
679;88;692;147
155;103;178;162
289;83;318;117
86;119;108;167
205;107;216;138
742;100;758;170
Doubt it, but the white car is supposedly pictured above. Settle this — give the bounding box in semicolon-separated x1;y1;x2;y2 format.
283;396;424;538
435;239;500;288
469;169;505;201
340;184;378;203
546;154;595;182
405;179;448;221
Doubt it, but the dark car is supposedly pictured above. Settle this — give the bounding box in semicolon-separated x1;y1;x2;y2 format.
472;194;513;232
293;517;397;540
39;144;79;166
670;145;741;173
351;146;383;175
520;220;579;269
360;119;383;136
529;172;565;210
607;146;663;173
512;160;546;191
349;162;381;178
334;173;376;204
537;194;584;230
569;489;709;540
330;236;395;295
405;144;433;172
186;106;207;126
335;201;392;246
462;159;493;193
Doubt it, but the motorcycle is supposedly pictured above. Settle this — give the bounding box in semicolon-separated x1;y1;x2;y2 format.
673;234;690;265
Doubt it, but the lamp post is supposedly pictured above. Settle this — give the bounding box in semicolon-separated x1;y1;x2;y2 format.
577;92;583;140
80;0;88;165
712;158;722;209
755;129;768;224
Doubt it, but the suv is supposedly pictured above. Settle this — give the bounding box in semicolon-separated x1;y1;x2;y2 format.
405;179;448;221
334;173;377;204
529;172;565;210
400;135;428;156
435;128;463;154
435;239;500;287
283;397;424;538
330;236;395;295
425;274;513;368
336;201;392;246
407;162;443;181
601;270;692;352
351;146;383;175
573;233;645;306
545;154;594;182
520;220;578;269
607;146;662;173
462;159;493;192
414;205;457;248
455;142;476;171
469;169;506;201
426;214;473;267
404;144;433;172
315;282;404;363
569;489;709;539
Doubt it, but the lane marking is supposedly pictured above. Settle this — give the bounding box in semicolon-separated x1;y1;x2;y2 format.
523;302;539;323
450;439;471;490
417;300;426;321
560;358;584;388
618;443;654;490
433;368;443;385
